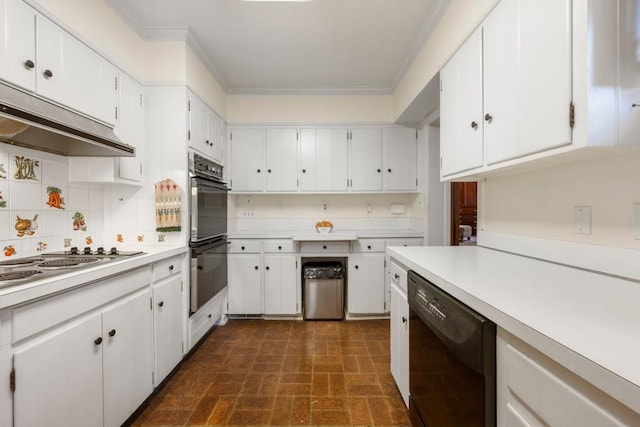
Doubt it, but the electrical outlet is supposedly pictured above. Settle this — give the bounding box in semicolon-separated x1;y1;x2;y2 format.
322;202;328;211
574;206;591;234
242;210;254;217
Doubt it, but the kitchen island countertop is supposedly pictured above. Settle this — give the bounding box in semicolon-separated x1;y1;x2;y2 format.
227;229;424;240
387;245;640;414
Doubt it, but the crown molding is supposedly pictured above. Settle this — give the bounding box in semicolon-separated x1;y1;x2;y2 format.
104;0;148;39
227;86;393;96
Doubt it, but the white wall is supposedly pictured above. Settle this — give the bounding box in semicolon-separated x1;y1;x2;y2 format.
229;193;423;232
482;150;640;249
227;94;393;124
186;46;227;118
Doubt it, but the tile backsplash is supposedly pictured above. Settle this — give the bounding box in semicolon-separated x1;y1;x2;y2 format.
0;146;105;258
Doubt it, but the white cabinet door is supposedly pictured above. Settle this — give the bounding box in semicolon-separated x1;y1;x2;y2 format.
349;128;382;191
383;127;417;191
208;110;224;163
440;29;484;177
230;128;265;192
116;74;144;181
485;0;572;164
300;128;349;192
228;254;263;315
619;1;640;147
265;128;298;192
153;274;184;385
347;253;385;314
35;14;63;102
102;289;153;427
263;255;297;315
188;93;203;153
0;0;36;92
13;312;104;427
116;73;144;182
390;283;409;407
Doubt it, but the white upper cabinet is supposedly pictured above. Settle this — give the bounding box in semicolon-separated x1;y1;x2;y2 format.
0;0;36;92
484;0;572;165
188;92;225;164
440;28;485;177
383;127;418;191
265;128;299;192
299;128;349;192
115;72;144;183
349;128;383;192
230;127;266;192
441;0;636;180
0;0;117;125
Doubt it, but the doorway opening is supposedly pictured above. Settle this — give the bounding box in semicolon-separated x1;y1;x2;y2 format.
450;182;477;246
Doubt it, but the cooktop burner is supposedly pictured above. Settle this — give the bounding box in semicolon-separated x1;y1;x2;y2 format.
0;269;43;283
0;258;45;267
38;257;99;268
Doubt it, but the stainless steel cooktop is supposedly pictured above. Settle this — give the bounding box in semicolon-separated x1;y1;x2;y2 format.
0;247;145;289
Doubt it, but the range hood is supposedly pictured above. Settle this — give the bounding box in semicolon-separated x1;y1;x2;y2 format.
0;82;134;157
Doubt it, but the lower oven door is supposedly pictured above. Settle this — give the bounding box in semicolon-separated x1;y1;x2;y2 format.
190;236;227;315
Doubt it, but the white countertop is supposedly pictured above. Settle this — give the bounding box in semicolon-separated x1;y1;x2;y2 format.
228;229;423;240
0;246;188;310
387;245;640;414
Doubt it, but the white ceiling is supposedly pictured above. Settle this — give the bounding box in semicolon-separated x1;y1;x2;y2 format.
106;0;448;94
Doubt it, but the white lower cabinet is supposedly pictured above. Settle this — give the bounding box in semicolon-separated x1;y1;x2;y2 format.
152;274;183;386
263;254;298;315
347;253;385;315
228;253;263;316
14;311;104;427
390;281;409;408
13;287;153;427
497;327;640;427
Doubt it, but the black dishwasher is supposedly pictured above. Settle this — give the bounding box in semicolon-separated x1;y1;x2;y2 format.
408;270;496;427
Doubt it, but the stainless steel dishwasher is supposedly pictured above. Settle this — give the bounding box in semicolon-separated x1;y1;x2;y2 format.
303;262;345;320
408;270;496;427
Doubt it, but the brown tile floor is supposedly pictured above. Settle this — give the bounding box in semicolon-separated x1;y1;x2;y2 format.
130;319;410;426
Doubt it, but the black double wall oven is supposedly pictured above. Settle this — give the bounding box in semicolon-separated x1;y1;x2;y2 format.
189;152;228;315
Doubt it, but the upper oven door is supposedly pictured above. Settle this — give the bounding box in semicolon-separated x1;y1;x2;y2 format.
190;176;228;243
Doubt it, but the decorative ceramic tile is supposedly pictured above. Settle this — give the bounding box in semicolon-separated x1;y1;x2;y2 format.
85;236;93;245
71;211;87;232
0;152;8;180
44;186;66;210
2;243;18;257
116;233;124;243
157;233;166;242
33;239;50;253
0;181;8;208
10;182;41;211
13;212;39;238
41;159;67;186
64;238;72;248
11;155;40;181
137;234;144;243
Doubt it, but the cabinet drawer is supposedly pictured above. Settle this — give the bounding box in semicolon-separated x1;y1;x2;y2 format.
228;240;262;253
352;239;386;253
263;240;296;253
389;261;408;293
299;241;350;253
152;255;183;282
12;267;151;343
386;238;423;248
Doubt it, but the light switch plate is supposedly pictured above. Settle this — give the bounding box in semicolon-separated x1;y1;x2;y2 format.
574;206;591;234
633;203;640;240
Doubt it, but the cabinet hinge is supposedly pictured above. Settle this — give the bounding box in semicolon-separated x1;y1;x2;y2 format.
188;130;191;141
416;178;418;186
182;342;184;353
150;296;152;310
114;76;118;91
152;371;155;385
569;102;575;128
139;94;143;106
181;281;184;292
115;106;118;120
416;129;418;140
297;178;299;187
296;131;299;140
440;78;442;92
440;157;443;170
9;368;15;392
188;100;191;112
